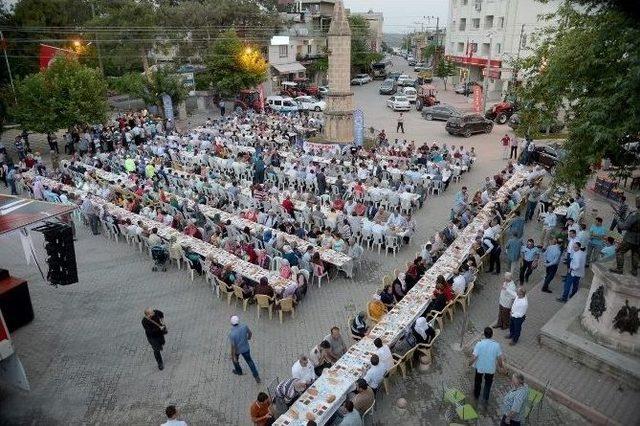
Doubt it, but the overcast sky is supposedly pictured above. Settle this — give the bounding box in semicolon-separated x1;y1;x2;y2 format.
344;0;449;34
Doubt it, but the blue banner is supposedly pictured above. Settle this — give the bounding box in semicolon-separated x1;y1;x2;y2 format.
354;109;364;147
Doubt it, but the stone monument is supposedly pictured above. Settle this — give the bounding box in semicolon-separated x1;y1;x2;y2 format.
323;0;354;145
582;263;640;354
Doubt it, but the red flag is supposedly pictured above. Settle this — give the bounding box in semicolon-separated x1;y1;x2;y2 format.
39;44;59;70
39;44;75;70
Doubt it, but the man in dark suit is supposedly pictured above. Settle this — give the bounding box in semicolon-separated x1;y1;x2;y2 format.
142;308;167;370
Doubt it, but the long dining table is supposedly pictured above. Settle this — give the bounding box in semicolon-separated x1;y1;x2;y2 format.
66;161;355;278
273;166;532;425
23;171;297;293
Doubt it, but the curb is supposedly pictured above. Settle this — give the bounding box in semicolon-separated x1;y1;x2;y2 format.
504;362;621;426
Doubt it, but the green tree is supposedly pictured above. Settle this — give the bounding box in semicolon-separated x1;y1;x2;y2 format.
202;29;267;98
349;15;383;73
434;58;456;90
11;57;108;135
85;0;159;76
513;0;640;188
110;67;187;116
0;0;93;84
421;44;436;63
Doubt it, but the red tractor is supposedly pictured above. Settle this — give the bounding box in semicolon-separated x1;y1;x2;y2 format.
485;101;517;124
234;89;264;113
415;84;440;111
293;77;319;96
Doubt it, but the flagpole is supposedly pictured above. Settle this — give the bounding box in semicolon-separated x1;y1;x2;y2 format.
0;30;16;102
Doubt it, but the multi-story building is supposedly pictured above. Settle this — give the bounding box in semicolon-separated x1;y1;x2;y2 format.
445;0;561;99
268;0;336;90
350;9;384;53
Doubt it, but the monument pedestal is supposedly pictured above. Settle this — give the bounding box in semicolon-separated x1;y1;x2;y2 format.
582;262;639;354
539;262;640;389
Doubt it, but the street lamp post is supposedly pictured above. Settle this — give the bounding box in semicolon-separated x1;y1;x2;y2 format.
0;30;16;101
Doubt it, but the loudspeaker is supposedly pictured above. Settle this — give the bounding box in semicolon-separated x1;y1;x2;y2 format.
34;223;78;286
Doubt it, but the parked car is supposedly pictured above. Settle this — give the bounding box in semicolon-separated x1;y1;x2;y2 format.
294;95;326;111
508;113;566;134
351;74;372;85
397;75;414;87
379;78;397;95
414;66;429;73
388;72;403;81
408;58;417;66
386;95;411;111
402;86;417;103
318;86;329;96
266;95;299;113
446;114;494;137
454;82;478;95
530;143;567;169
422;104;462;121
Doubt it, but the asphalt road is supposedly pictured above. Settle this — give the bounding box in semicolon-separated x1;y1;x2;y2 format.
350;55;511;148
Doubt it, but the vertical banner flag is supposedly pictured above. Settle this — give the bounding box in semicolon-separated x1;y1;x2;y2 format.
353;109;364;147
162;93;174;121
472;85;483;113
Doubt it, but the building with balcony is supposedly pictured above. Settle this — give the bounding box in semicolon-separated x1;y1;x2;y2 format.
444;0;561;99
268;0;337;91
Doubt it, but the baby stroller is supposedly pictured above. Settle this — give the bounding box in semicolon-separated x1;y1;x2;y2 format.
151;245;169;272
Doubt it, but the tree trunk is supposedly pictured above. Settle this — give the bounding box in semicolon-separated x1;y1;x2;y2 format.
140;47;150;74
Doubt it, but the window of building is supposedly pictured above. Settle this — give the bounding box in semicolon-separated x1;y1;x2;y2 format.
481;42;490;56
307;44;312;55
462;0;468;4
459;18;466;31
470;42;478;53
496;43;502;53
472;18;480;29
498;17;505;28
485;15;494;29
457;42;465;52
279;45;288;58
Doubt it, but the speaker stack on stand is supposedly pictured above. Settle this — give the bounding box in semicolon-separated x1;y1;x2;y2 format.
33;222;78;286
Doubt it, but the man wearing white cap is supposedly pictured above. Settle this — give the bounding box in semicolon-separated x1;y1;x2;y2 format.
229;315;261;383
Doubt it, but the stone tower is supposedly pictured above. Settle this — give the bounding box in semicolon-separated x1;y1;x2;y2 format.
323;0;354;145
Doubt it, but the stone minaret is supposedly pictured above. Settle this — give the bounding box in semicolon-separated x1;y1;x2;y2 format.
323;0;354;145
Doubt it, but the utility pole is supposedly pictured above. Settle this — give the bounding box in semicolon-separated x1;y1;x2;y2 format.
90;1;104;75
482;33;493;112
0;31;16;102
512;24;525;87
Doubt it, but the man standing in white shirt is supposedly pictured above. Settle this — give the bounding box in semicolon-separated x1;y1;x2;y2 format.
494;272;517;330
373;337;393;370
291;355;316;386
363;354;386;391
558;242;586;303
507;287;528;345
161;405;187;426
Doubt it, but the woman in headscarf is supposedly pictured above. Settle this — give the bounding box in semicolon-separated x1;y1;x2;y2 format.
350;312;368;338
243;243;258;264
279;258;293;279
392;272;407;301
413;316;436;344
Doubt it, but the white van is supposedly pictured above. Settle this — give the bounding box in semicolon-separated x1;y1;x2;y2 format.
266;96;299;113
402;87;417;103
